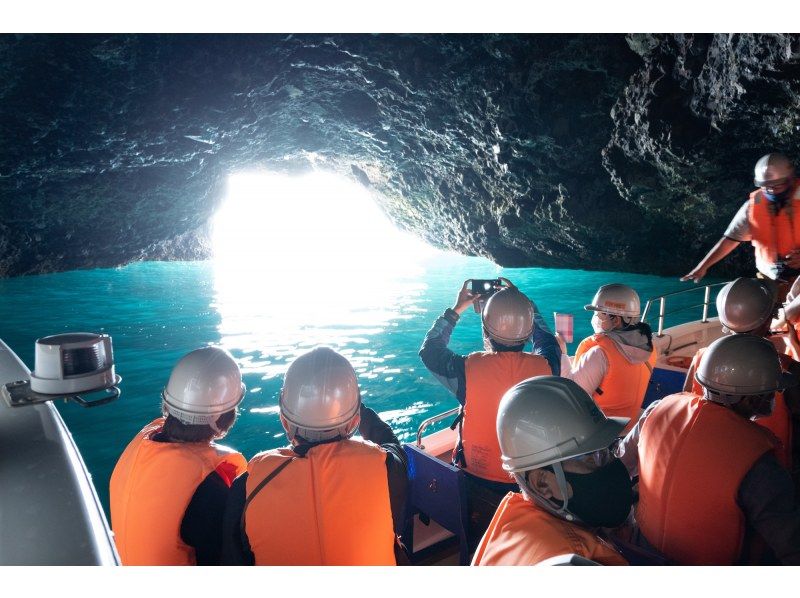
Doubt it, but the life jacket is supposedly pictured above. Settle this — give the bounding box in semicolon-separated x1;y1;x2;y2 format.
747;183;800;277
689;345;793;471
109;417;247;565
637;393;777;565
471;492;628;566
573;333;655;434
461;352;551;482
243;438;396;565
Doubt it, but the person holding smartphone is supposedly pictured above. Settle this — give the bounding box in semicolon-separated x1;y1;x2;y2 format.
419;277;560;547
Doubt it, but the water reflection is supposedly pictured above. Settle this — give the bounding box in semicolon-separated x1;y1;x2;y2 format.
210;170;451;438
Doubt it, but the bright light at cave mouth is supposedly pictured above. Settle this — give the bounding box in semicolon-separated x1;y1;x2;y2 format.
212;170;439;275
210;171;445;354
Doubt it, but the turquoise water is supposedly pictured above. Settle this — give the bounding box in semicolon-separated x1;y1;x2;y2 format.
0;256;718;513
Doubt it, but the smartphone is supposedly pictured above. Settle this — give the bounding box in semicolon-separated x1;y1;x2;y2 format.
470;279;501;296
470;279;501;313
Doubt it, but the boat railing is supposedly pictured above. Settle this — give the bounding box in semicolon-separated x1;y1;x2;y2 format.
641;281;730;337
415;406;459;449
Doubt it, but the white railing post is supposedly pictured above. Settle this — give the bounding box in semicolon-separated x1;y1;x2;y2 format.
701;285;711;323
658;296;666;337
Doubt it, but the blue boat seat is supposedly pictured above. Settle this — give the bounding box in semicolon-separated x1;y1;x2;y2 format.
642;366;687;409
402;443;470;565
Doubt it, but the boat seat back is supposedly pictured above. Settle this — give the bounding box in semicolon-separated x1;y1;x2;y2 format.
402;443;470;565
642;367;686;410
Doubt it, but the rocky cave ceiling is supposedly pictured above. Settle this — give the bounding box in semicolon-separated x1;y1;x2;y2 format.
2;33;800;278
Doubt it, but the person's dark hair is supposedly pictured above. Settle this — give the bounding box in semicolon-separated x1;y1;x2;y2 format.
154;408;238;443
488;338;525;353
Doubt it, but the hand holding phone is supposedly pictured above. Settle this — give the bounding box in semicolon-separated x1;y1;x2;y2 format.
469;279;501;313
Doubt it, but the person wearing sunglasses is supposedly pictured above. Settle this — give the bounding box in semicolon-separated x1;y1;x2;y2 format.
682;153;800;299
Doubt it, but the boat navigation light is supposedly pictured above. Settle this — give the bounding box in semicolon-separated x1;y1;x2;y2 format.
30;333;118;395
1;333;122;409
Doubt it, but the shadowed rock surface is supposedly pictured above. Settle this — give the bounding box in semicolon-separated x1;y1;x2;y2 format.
1;33;799;277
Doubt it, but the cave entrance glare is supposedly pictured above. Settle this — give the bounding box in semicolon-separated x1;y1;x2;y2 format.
210;170;445;366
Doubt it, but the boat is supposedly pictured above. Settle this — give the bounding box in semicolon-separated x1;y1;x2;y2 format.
400;282;733;565
0;334;120;565
0;281;743;565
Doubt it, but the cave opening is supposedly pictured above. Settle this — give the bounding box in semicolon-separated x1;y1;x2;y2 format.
210;170;445;352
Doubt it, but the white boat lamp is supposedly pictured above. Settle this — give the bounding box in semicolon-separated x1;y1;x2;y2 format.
1;333;122;408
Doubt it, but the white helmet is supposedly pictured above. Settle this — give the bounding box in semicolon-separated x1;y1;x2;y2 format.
716;278;775;333
497;376;628;474
280;347;361;443
497;376;628;523
695;334;793;405
162;346;245;426
584;283;640;321
754;153;794;187
482;287;535;345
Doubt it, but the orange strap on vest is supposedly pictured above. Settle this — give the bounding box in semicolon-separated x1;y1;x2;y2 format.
690;346;792;470
573;334;654;434
748;185;800;269
461;352;551;482
637;393;776;565
109;418;247;565
244;439;396;565
471;492;628;566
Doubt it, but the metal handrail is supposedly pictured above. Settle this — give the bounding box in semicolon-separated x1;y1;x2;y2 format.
416;406;460;449
642;281;730;337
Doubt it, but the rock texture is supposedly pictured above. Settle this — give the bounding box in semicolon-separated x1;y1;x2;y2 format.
1;33;799;277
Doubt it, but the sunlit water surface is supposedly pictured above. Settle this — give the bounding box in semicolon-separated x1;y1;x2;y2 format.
0;256;717;514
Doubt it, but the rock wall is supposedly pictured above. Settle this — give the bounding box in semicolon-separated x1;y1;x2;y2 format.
1;33;799;277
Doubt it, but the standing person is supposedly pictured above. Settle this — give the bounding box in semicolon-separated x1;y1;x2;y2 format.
616;334;800;565
221;346;408;565
472;376;631;566
419;277;557;545
559;283;655;434
110;346;247;565
682;153;800;298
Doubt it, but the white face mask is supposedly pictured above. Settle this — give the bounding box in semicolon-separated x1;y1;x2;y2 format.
591;312;614;334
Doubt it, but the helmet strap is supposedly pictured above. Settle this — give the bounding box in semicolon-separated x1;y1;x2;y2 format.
518;464;577;523
208;416;223;436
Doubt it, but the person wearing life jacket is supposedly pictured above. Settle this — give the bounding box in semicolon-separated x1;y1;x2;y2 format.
221;346;408;566
616;334;800;565
419;277;557;546
682;153;800;299
682;277;796;471
472;376;632;566
559;284;655;434
109;346;247;565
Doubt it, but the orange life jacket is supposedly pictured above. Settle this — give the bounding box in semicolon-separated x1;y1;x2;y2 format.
573;333;655;434
461;352;551;482
689;345;793;470
243;438;396;565
747;183;800;274
471;492;628;566
637;393;776;565
109;417;247;565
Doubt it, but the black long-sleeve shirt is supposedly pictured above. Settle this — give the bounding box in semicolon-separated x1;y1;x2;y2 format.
180;471;230;565
220;405;409;565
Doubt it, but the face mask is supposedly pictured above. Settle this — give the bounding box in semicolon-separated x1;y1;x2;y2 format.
591;313;613;334
562;459;633;528
764;187;792;204
749;394;776;420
